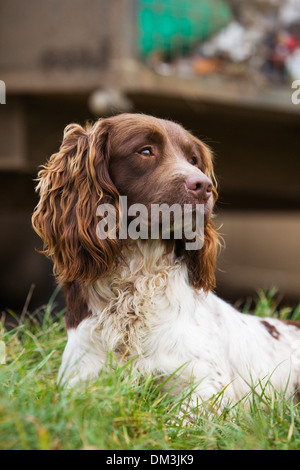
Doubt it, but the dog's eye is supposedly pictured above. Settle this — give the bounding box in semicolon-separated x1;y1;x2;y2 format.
190;156;198;165
138;147;153;157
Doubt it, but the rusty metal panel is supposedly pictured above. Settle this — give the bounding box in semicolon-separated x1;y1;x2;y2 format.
0;0;114;92
0;98;26;169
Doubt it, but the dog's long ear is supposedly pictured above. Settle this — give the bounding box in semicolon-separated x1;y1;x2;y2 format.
185;140;221;292
186;221;220;292
32;119;121;285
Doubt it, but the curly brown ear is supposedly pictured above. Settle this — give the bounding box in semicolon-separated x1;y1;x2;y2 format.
185;141;222;292
32;119;121;285
186;220;221;292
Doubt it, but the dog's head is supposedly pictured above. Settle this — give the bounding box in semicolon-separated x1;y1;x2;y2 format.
32;113;220;291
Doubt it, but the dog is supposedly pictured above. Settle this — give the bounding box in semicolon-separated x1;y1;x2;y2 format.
32;113;300;409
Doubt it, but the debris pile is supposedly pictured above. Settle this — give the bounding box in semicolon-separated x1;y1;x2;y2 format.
145;0;300;86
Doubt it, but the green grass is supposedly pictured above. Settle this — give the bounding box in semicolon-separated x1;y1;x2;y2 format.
0;288;300;450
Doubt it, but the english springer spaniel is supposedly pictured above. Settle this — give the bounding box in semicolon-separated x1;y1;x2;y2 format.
32;113;300;409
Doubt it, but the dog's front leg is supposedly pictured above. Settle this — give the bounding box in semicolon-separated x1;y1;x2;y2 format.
57;317;105;387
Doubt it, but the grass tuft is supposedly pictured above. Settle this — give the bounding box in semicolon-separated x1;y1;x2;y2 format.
0;288;299;450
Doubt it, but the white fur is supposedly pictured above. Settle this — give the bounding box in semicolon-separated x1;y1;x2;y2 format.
58;241;300;407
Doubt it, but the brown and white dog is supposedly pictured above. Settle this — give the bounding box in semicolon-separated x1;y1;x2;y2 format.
32;113;300;407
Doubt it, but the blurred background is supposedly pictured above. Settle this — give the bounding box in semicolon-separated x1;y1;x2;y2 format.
0;0;299;315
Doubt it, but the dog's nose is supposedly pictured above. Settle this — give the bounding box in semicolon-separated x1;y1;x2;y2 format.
185;174;213;200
